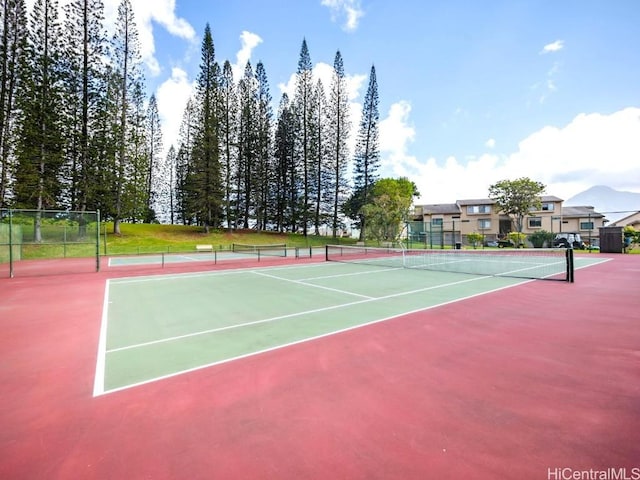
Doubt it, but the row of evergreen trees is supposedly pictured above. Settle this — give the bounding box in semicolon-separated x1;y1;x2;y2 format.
0;0;381;237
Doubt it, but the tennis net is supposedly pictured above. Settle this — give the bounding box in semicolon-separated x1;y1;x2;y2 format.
232;243;288;257
325;245;574;282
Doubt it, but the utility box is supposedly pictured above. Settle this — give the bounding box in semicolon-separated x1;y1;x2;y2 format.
599;226;624;253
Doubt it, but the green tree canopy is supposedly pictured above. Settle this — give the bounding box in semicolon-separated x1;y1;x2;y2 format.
488;177;546;233
360;177;419;244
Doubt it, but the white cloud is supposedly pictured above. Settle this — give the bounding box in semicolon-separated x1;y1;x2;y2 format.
380;101;415;167
320;0;364;32
231;31;264;80
485;138;496;149
530;61;562;105
541;40;564;54
156;67;195;151
103;0;196;76
383;107;640;204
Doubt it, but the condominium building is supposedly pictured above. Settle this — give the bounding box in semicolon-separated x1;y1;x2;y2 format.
411;195;606;248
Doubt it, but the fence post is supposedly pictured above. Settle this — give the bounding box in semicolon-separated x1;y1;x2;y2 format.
96;210;101;272
9;209;14;278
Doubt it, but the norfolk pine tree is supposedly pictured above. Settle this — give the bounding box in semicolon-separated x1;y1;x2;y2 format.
0;0;27;207
327;50;350;237
219;60;237;230
273;93;297;232
110;0;144;234
311;78;329;234
352;65;380;241
236;61;257;229
174;97;196;224
14;0;65;241
293;38;314;236
145;93;162;222
123;80;148;223
61;0;106;216
254;61;273;230
163;145;176;224
190;23;222;232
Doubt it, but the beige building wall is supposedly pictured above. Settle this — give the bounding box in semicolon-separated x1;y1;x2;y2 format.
414;196;607;247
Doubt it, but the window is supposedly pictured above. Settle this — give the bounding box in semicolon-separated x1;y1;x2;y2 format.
467;205;491;214
528;217;542;228
478;219;491;230
580;221;594;230
541;203;555;211
432;218;443;226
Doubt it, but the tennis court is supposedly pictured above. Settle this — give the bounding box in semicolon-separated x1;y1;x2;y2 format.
2;247;637;480
96;247;607;395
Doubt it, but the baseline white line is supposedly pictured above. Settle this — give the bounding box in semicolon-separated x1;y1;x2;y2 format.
92;279;110;397
251;270;374;299
109;260;332;285
106;274;490;354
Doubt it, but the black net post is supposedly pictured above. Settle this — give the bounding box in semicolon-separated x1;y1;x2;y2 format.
566;247;574;283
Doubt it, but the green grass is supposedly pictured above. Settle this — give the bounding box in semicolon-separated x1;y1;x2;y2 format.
101;222;355;256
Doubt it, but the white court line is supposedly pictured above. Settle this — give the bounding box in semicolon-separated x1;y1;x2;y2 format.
108;260;333;284
251;270;375;300
105;274;491;355
296;267;403;282
92;280;111;397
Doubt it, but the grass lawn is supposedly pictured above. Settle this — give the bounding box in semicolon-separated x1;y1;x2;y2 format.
101;222;354;256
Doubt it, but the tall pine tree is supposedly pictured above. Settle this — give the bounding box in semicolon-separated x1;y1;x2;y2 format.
14;0;65;241
0;0;27;207
293;38;314;236
311;78;328;234
219;59;237;229
235;61;257;229
109;0;144;233
352;64;380;241
273;93;297;232
61;0;106;216
190;23;221;232
254;61;272;230
174;97;196;224
326;50;350;237
145;93;162;222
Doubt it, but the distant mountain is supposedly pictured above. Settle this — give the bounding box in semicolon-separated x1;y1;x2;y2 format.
565;186;640;222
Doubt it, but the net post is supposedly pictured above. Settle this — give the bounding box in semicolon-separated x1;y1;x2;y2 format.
325;245;329;261
566;247;574;283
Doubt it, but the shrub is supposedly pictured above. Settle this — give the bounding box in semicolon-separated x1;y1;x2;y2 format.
527;229;555;248
507;232;527;248
466;232;484;249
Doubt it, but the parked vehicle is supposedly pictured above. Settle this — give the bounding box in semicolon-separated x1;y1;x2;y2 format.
553;232;586;249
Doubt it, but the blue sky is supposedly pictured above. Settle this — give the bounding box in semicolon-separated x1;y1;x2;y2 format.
33;0;640;203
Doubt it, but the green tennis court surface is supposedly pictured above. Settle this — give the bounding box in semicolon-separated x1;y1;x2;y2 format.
94;255;607;395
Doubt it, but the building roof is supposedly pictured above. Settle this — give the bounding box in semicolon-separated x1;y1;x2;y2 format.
420;203;461;215
454;195;562;206
560;206;605;218
610;211;640;227
456;198;494;206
